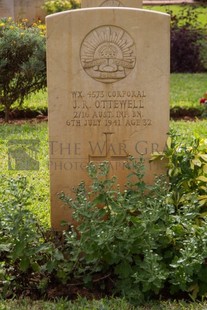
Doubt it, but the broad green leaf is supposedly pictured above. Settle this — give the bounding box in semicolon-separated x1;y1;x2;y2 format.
198;195;207;199
198;265;207;282
196;176;207;182
199;154;207;162
166;136;172;149
198;195;207;206
188;283;199;301
200;211;207;217
150;152;164;162
192;158;201;167
198;200;207;207
19;257;30;272
203;164;207;173
54;249;64;261
190;161;194;169
31;261;40;272
93;193;106;205
115;261;133;278
0;244;11;252
13;241;25;260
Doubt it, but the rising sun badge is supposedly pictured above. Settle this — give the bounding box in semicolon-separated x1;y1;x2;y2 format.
80;26;136;84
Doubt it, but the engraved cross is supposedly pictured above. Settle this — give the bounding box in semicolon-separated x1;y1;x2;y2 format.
89;132;128;161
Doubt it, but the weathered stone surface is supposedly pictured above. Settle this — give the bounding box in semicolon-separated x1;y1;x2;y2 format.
0;0;45;21
46;8;170;229
14;0;45;21
0;0;14;18
81;0;142;8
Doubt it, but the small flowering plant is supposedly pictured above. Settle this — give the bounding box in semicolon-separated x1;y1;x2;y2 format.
200;92;207;118
43;0;80;15
200;93;207;105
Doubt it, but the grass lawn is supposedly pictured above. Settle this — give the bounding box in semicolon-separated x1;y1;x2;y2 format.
0;122;50;227
1;297;207;309
170;73;207;109
15;73;207;113
144;4;207;29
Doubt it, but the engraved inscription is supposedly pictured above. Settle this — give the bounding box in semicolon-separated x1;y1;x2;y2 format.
67;89;152;128
80;26;136;83
100;0;124;6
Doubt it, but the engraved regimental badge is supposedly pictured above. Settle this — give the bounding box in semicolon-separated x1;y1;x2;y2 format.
100;0;124;6
80;26;136;84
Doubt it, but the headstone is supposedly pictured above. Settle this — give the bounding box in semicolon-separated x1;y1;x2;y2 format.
14;0;45;21
0;0;14;18
47;8;170;230
0;0;45;21
81;0;142;8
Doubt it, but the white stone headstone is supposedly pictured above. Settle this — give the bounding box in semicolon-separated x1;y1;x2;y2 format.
14;0;45;21
47;8;170;229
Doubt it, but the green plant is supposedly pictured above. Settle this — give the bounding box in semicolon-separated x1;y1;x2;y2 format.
150;131;207;298
0;175;53;297
59;157;207;304
169;7;207;73
2;141;207;303
0;18;46;121
43;0;80;14
151;131;207;209
145;5;207;29
59;160;169;303
0;174;81;298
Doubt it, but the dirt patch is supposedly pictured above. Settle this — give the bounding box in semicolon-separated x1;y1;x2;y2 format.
0;108;48;124
170;107;202;120
0;116;48;125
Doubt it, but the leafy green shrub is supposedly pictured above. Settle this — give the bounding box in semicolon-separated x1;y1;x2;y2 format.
151;131;207;209
60;156;207;304
169;7;207;73
43;0;80;14
0;175;85;298
0;175;56;298
59;161;171;303
1;139;207;304
0;18;46;121
151;131;207;300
